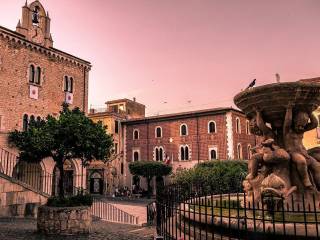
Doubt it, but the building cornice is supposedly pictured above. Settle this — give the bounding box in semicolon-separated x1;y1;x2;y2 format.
0;25;91;70
122;108;245;125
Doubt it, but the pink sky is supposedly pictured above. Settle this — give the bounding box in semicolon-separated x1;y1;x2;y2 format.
1;0;320;115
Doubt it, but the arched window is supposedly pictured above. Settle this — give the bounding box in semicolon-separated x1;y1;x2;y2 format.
36;116;41;122
29;115;35;125
237;143;242;159
209;148;217;160
159;148;163;161
180;124;188;136
155;148;159;161
247;145;252;159
133;129;139;140
208;121;216;133
185;146;189;160
69;77;73;93
23;114;28;131
180;145;190;161
246;120;250;135
236;117;241;133
29;65;35;83
180;146;185;160
35;67;41;84
64;76;74;93
64;76;69;92
155;126;162;138
133;151;139;162
154;147;164;161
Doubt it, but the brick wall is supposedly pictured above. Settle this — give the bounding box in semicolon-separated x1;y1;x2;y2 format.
0;33;90;149
232;112;256;159
125;110;255;164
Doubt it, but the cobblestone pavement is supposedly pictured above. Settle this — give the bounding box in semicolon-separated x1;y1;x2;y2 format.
0;218;155;240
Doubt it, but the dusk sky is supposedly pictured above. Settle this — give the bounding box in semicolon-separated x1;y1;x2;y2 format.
1;0;320;116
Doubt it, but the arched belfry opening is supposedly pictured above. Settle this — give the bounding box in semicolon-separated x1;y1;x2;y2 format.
16;1;53;48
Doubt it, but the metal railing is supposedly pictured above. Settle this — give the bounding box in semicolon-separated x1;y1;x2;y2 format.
91;198;140;225
156;184;320;240
0;148;52;196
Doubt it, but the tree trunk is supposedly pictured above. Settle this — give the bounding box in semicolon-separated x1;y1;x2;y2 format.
147;177;151;199
57;161;65;198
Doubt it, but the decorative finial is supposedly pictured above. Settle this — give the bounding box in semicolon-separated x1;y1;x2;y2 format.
16;20;21;28
24;0;28;7
275;73;280;83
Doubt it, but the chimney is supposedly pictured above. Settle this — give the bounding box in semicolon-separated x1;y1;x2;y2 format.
133;97;136;102
275;73;280;83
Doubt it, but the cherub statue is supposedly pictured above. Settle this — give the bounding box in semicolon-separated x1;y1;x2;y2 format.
247;109;290;180
283;103;320;189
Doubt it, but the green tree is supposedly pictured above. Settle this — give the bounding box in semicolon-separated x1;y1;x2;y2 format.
129;161;172;198
174;160;247;195
9;104;113;198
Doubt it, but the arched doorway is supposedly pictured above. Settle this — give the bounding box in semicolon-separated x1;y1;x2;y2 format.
52;160;75;196
89;171;103;194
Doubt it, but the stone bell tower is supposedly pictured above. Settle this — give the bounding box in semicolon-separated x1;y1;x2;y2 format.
16;0;53;48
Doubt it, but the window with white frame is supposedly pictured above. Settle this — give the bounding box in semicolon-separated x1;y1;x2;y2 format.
29;64;41;85
236;117;241;133
133;129;139;140
237;143;243;159
133;150;140;162
180;124;188;136
180;145;190;160
246;120;250;135
208;147;218;160
154;146;164;161
155;126;162;138
208;121;216;133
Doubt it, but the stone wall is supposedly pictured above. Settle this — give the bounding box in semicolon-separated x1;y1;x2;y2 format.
37;206;91;235
0;173;48;217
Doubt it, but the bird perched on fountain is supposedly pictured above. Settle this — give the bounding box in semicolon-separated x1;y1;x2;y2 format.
246;79;256;89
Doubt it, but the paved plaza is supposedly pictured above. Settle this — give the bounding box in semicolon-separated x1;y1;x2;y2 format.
0;218;155;240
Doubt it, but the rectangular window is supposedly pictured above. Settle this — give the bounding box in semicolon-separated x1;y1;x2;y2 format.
114;143;118;154
121;163;124;175
110;105;118;113
115;120;119;134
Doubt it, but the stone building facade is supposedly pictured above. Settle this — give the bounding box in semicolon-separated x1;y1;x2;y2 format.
88;99;145;195
0;1;91;195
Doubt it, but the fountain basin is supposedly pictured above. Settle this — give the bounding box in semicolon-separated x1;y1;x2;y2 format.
234;82;320;125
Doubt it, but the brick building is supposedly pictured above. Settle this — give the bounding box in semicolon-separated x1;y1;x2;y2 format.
0;1;91;194
122;107;256;190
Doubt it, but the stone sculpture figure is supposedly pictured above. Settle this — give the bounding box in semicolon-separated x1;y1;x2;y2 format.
234;81;320;207
283;103;320;190
247;110;289;180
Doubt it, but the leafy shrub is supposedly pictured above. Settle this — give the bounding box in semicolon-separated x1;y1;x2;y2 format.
173;160;247;195
47;193;93;207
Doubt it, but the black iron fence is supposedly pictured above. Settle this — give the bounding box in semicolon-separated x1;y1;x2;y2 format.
155;184;320;240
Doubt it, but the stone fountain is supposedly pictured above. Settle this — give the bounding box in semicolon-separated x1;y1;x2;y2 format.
234;81;320;208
